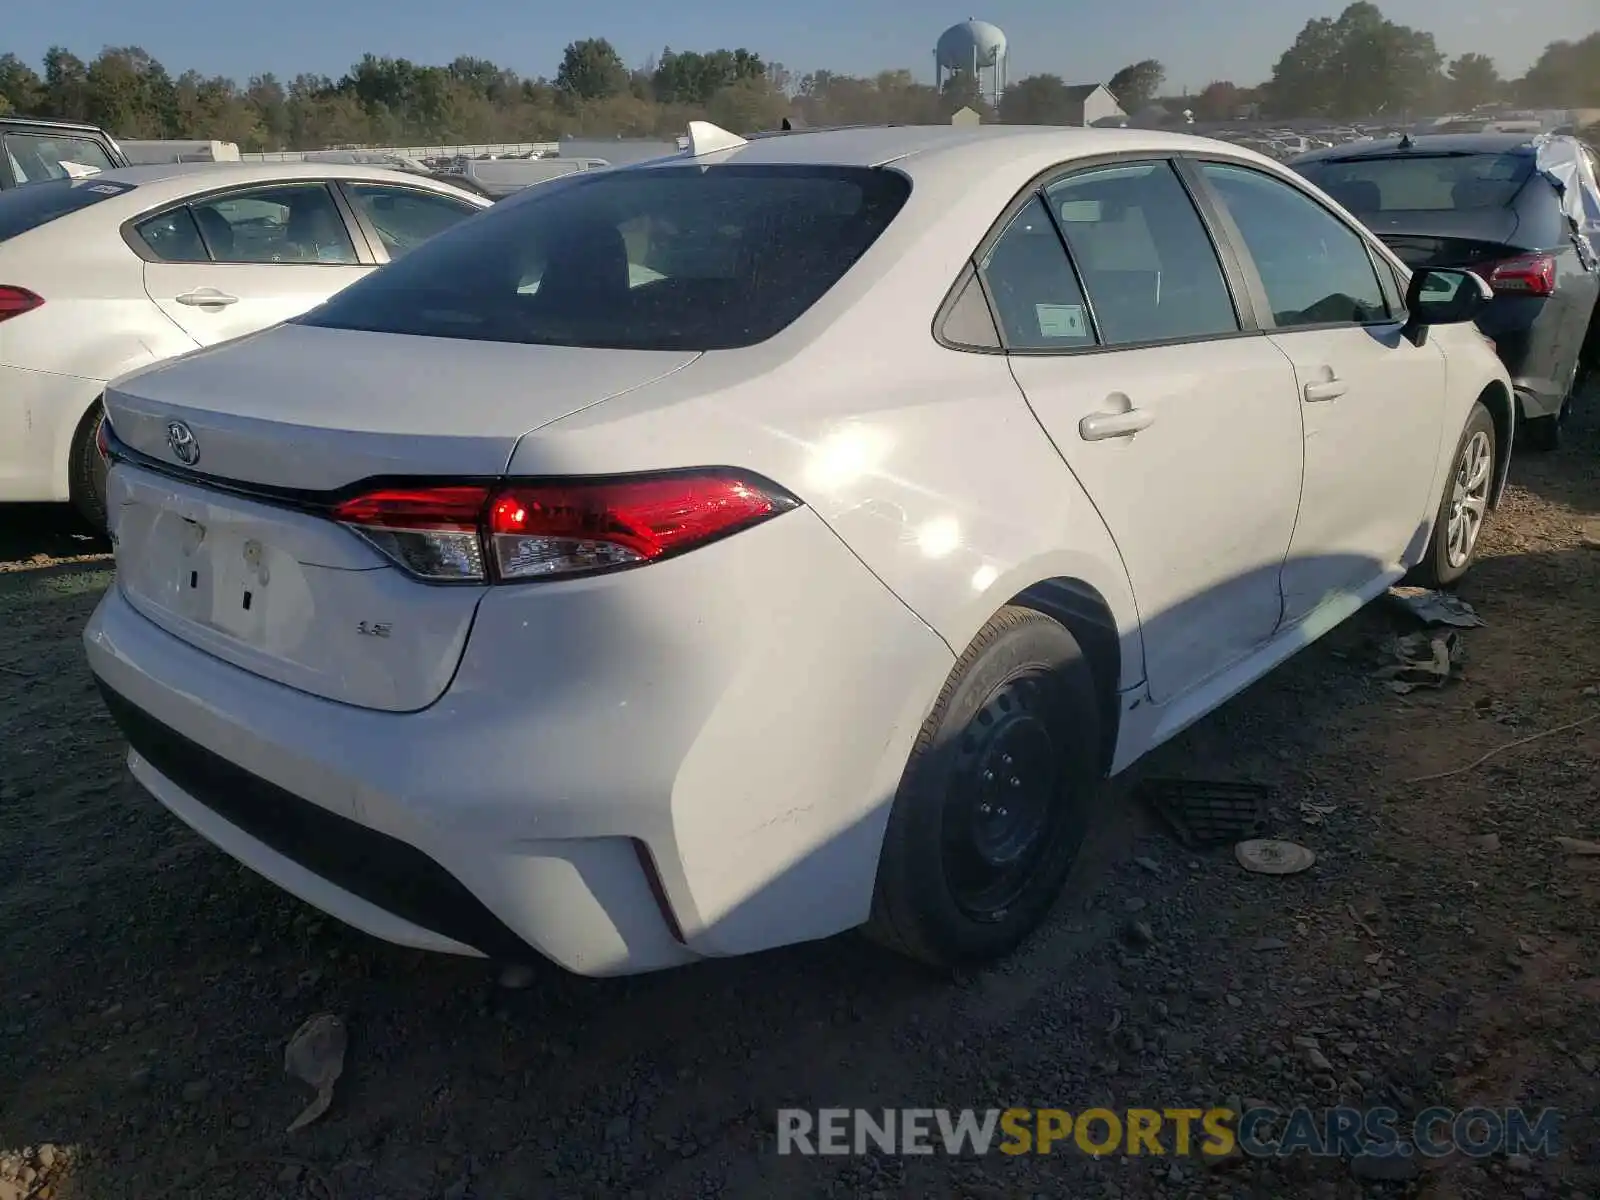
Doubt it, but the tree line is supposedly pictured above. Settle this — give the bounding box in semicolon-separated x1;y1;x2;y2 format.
0;3;1595;152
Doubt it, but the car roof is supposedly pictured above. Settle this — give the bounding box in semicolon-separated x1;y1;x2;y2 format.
1293;132;1554;165
0;160;491;249
638;123;1281;176
0;115;113;135
32;161;494;215
83;161;481;189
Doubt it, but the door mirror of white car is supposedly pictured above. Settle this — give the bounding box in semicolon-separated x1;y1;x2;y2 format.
1402;267;1493;346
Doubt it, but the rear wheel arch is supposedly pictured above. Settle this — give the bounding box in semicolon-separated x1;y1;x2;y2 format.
1010;577;1122;778
67;396;109;530
1475;380;1513;506
865;603;1103;967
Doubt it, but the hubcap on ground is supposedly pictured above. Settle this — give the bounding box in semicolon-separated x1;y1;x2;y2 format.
942;672;1067;922
1446;430;1492;569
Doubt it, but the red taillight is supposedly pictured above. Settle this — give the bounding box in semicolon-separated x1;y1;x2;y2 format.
486;473;790;580
331;485;491;582
331;472;796;584
1474;253;1556;297
95;417;111;460
0;286;43;323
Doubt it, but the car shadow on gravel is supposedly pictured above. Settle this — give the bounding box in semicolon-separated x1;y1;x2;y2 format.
1504;377;1600;515
0;503;109;569
6;533;1589;1200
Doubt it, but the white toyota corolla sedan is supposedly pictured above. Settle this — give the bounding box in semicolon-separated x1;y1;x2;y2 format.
85;122;1512;978
0;161;490;526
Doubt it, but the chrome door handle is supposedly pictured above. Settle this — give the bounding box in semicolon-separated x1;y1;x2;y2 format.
175;289;239;307
1079;408;1155;441
1303;379;1347;402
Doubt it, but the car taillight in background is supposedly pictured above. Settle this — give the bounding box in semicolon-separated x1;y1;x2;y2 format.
331;471;800;584
0;286;43;323
1473;253;1557;297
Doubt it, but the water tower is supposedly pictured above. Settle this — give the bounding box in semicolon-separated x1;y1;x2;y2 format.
935;19;1008;109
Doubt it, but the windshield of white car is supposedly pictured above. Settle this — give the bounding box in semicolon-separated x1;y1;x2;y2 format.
1295;151;1535;213
296;164;912;351
0;176;136;242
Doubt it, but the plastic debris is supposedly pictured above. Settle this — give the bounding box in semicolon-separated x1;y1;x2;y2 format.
1235;839;1317;875
283;1013;347;1133
1139;778;1270;847
1385;586;1486;628
1375;630;1462;694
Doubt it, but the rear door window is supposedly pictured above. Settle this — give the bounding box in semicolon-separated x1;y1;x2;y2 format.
0;176;135;242
132;207;211;263
298;164;911;350
4;132;117;186
1045;161;1240;346
978;196;1096;350
189;184;359;265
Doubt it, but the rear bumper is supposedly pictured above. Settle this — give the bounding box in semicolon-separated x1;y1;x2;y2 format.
1476;304;1570;420
84;506;954;976
96;680;536;960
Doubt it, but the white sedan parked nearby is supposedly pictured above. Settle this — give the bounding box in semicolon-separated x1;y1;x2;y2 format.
86;122;1512;978
0;162;491;525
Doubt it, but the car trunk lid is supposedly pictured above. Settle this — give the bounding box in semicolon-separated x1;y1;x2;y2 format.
1366;209;1525;269
105;322;700;490
103;324;700;711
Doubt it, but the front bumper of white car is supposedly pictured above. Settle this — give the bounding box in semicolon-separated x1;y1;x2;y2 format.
84;505;953;977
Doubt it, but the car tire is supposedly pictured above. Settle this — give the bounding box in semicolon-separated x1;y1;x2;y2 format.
864;605;1101;969
1520;409;1561;452
68;401;109;533
1411;400;1497;589
1521;366;1576;453
1578;307;1599;385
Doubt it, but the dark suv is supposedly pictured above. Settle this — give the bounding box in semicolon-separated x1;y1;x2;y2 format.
0;116;129;190
1293;133;1600;450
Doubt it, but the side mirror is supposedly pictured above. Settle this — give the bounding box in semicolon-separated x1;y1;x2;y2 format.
1401;267;1493;347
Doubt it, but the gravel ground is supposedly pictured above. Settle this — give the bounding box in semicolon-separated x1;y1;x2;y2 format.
3;392;1599;1200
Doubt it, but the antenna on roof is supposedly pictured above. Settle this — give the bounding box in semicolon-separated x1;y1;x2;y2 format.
781;116;805;131
1397;133;1414;151
684;120;747;157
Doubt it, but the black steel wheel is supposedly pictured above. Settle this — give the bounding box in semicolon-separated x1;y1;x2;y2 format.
866;605;1102;968
942;670;1071;921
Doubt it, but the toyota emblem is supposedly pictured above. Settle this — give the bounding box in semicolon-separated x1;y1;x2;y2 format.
166;421;200;466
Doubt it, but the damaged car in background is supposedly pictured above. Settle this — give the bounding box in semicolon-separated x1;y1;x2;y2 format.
1294;132;1600;450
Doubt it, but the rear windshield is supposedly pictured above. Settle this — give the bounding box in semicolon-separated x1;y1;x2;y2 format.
4;131;118;185
297;164;912;351
1295;152;1535;213
0;176;135;242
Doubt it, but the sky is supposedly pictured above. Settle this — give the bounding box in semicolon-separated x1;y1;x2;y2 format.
6;0;1594;91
